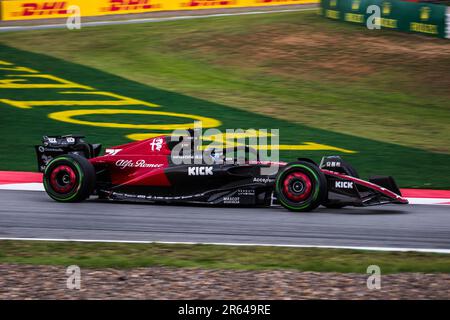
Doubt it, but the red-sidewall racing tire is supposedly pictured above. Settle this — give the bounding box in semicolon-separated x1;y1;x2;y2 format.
43;154;96;202
275;161;327;212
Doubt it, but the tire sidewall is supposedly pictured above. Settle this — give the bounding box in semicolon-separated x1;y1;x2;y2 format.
43;155;93;202
276;162;327;212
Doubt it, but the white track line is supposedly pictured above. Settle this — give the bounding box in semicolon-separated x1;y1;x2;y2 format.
0;8;318;32
407;198;450;205
0;183;44;191
0;237;449;254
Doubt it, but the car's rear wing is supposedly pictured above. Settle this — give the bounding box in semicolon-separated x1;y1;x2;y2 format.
35;135;101;172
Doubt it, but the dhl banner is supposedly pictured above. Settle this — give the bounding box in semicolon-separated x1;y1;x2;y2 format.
0;0;318;21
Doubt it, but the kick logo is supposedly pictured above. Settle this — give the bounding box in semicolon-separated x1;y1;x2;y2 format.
335;181;354;189
188;166;213;176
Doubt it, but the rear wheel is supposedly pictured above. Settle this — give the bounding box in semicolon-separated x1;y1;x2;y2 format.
43;154;95;202
275;161;327;212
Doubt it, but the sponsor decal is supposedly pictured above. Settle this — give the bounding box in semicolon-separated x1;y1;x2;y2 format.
188;166;213;176
105;148;122;156
335;181;354;189
149;137;163;151
382;2;391;15
325;161;341;168
108;191;207;201
115;159;163;169
345;0;364;23
420;6;430;21
223;196;240;204
255;0;307;3
38;146;64;152
105;0;161;12
325;9;340;19
238;189;255;196
410;21;438;34
253;177;275;184
345;12;364;23
181;0;237;7
377;4;398;30
19;2;68;17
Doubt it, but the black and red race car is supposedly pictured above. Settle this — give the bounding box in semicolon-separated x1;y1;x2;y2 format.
35;133;408;212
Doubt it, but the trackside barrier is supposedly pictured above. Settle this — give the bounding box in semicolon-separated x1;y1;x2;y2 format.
320;0;450;39
0;0;318;21
447;9;450;38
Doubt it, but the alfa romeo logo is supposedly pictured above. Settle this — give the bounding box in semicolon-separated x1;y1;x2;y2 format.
150;137;163;151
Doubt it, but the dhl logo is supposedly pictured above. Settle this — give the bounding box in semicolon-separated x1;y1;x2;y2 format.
106;0;161;12
18;2;67;16
256;0;304;2
181;0;237;7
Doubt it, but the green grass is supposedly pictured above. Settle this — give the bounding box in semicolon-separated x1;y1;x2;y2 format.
1;240;449;273
0;10;449;153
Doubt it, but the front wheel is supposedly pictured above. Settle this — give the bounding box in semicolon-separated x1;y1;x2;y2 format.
43;154;96;202
275;161;327;212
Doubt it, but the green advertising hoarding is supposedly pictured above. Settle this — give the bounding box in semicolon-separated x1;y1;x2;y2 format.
320;0;449;38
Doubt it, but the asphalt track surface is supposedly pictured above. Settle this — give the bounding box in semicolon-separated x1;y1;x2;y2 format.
0;190;449;251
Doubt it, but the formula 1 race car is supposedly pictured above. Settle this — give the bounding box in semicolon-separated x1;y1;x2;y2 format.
35;133;408;212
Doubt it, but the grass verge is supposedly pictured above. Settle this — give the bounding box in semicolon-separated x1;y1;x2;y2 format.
0;240;449;273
